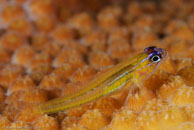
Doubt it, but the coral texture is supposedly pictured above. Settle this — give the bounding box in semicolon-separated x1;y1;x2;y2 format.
0;0;194;130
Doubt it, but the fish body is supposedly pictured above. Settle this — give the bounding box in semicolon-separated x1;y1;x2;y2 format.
35;46;166;114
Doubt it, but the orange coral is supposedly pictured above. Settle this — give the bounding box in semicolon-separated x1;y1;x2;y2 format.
62;40;87;55
41;42;62;57
171;24;194;41
157;76;187;99
40;73;66;90
68;12;94;35
159;56;177;74
79;109;110;130
0;87;5;102
98;6;122;32
0;31;26;51
164;20;186;35
82;30;107;48
29;63;53;84
33;115;59;130
156;105;187;130
132;30;158;51
34;15;56;33
0;0;6;5
54;63;74;80
182;104;194;121
107;39;132;59
91;97;121;117
0;115;11;130
89;51;115;69
0;47;11;64
0;4;26;25
90;40;107;52
169;85;194;106
164;37;189;57
11;46;35;67
56;112;66;123
6;88;48;104
6;91;23;104
136;110;161;130
136;105;187;130
61;116;80;129
0;65;24;89
65;124;88;130
8;121;33;130
108;27;129;42
0;0;193;129
54;64;74;80
144;69;169;92
3;101;27;121
133;15;155;31
53;49;85;68
8;17;33;36
29;52;52;69
15;105;42;123
71;65;96;83
173;122;194;130
20;88;48;103
11;0;27;4
0;65;4;72
176;57;193;71
188;15;194;30
7;76;35;95
109;107;137;130
31;33;49;51
61;82;84;98
125;90;153;112
185;45;194;60
125;1;142;19
141;99;168;112
51;24;75;42
177;65;194;86
27;0;55;17
65;103;91;118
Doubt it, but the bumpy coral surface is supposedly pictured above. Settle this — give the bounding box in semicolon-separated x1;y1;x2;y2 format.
0;0;194;130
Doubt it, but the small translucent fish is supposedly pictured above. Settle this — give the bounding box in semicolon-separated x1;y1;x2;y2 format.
35;46;166;114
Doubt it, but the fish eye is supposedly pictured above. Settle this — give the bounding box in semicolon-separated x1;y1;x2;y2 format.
150;55;161;63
